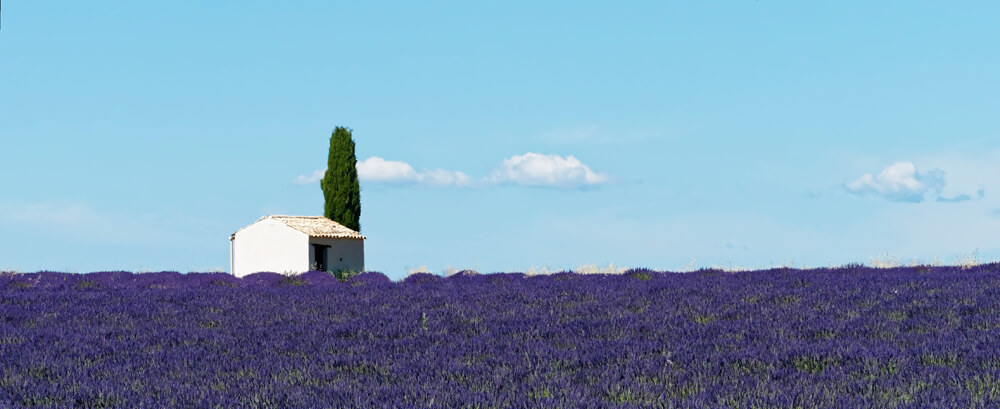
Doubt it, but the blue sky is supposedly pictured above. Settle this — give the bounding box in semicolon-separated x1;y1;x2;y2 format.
2;1;999;280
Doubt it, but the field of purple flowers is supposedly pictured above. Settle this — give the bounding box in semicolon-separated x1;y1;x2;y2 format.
3;265;1000;408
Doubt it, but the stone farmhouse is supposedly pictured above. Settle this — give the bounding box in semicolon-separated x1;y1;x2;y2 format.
230;215;365;277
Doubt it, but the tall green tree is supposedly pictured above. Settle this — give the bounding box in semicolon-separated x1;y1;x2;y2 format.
321;127;361;232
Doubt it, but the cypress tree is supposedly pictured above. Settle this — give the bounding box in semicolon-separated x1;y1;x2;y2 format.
321;127;361;232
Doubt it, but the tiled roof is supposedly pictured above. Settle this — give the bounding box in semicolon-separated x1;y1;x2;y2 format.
235;215;365;239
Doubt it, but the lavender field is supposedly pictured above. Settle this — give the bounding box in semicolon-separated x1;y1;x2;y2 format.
3;266;1000;408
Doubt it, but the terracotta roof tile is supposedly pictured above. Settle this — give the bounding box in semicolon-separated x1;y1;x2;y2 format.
234;215;365;239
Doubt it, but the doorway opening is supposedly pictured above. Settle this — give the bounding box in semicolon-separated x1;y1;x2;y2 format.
311;243;331;271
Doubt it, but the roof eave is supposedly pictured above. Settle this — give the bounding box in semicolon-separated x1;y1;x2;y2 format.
308;234;366;240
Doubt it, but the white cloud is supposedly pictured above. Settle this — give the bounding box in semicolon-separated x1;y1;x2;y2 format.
356;157;420;183
296;157;472;188
295;157;420;186
295;153;610;189
845;161;947;203
358;156;472;187
489;152;610;188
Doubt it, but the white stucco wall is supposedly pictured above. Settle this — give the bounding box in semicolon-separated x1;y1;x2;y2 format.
231;219;309;277
309;237;365;273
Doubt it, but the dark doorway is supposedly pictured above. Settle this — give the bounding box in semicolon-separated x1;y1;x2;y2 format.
312;244;331;271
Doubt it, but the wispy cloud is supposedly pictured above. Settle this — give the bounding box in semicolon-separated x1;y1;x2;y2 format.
0;202;92;226
419;168;474;187
936;189;985;203
724;241;751;251
293;170;325;185
845;161;946;203
0;202;219;247
294;153;611;189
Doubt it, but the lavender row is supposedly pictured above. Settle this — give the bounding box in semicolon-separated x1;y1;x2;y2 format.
3;265;1000;408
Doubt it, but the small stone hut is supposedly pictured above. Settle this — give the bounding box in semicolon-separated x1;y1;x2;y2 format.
230;215;365;277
